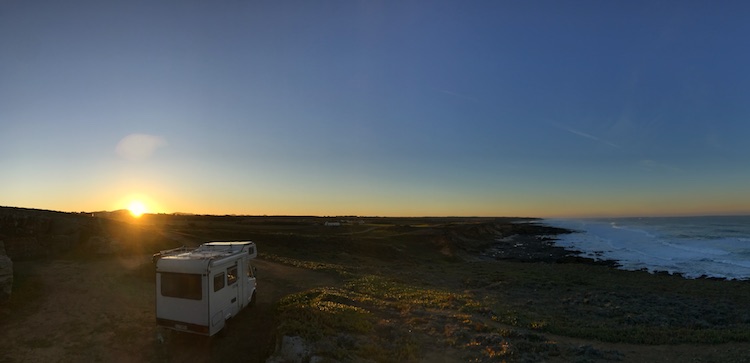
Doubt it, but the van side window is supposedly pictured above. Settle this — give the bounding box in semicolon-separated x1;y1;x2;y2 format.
161;273;202;300
214;272;225;292
227;266;238;285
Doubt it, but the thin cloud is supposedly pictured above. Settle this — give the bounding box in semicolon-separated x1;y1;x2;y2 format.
639;159;682;173
555;123;620;148
116;133;167;161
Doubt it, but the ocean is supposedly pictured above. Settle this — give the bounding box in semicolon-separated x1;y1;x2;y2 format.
544;215;750;280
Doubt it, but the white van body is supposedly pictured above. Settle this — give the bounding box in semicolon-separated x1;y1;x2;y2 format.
154;241;257;336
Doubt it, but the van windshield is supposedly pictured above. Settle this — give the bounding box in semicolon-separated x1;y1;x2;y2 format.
161;272;202;300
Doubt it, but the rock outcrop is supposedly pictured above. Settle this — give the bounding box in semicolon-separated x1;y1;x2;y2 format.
266;336;312;363
0;241;13;302
0;208;81;259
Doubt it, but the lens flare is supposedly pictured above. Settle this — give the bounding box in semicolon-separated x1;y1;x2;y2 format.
128;200;147;217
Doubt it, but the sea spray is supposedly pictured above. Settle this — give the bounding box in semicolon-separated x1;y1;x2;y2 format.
545;216;750;280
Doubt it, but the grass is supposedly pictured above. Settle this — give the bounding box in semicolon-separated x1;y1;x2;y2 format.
274;274;567;362
344;275;480;312
270;237;750;361
5;210;750;362
260;253;354;276
277;287;374;340
276;285;419;362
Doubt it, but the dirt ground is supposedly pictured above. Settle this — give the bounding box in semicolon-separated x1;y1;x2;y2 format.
2;249;750;362
0;256;342;363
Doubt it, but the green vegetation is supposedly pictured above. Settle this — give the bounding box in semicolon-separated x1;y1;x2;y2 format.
278;287;373;340
458;260;750;345
260;218;750;361
260;253;354;276
274;272;586;362
4;209;750;362
345;275;480;311
276;284;419;361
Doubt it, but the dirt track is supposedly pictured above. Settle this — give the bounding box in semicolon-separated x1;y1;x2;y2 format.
4;213;750;363
0;256;342;363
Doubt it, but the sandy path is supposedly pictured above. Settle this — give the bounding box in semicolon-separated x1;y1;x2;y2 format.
0;256;342;363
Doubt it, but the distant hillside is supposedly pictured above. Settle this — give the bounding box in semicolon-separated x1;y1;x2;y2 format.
0;206;177;260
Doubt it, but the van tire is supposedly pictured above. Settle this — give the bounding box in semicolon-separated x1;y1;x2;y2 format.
217;321;228;338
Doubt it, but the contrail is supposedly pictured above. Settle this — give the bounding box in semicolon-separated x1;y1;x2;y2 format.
555;124;620;149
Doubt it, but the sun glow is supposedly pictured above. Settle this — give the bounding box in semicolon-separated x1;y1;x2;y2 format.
128;200;147;218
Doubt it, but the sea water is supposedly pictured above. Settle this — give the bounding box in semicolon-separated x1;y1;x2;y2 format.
544;216;750;280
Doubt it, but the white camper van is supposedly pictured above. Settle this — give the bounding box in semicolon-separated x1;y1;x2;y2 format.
153;241;257;336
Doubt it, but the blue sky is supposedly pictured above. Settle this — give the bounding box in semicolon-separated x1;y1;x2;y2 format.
2;0;750;217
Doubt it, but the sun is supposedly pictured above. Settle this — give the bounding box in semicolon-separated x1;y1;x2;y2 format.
128;200;147;218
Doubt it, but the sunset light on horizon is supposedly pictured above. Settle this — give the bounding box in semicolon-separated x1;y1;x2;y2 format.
3;1;750;218
127;200;146;218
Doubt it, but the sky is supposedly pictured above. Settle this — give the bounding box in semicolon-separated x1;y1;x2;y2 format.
2;0;750;218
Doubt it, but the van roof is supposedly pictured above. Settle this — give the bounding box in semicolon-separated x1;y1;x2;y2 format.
155;241;255;272
203;241;254;248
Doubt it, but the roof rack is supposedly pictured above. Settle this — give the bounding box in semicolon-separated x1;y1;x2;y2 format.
152;241;256;264
151;246;193;263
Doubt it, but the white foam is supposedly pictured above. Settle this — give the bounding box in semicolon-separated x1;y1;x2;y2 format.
545;217;750;280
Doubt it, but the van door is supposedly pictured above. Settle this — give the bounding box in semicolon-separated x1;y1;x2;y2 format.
225;263;241;316
246;260;257;305
210;263;241;333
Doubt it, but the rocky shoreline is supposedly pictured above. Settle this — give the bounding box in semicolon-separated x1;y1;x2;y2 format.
483;232;620;267
450;220;620;267
481;222;744;281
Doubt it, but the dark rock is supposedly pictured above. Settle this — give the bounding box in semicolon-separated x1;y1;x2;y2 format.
0;241;12;301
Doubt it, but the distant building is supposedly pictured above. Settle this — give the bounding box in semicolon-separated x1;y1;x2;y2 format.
324;222;341;227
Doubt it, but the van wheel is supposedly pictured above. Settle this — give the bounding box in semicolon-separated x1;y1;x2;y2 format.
217;321;228;338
